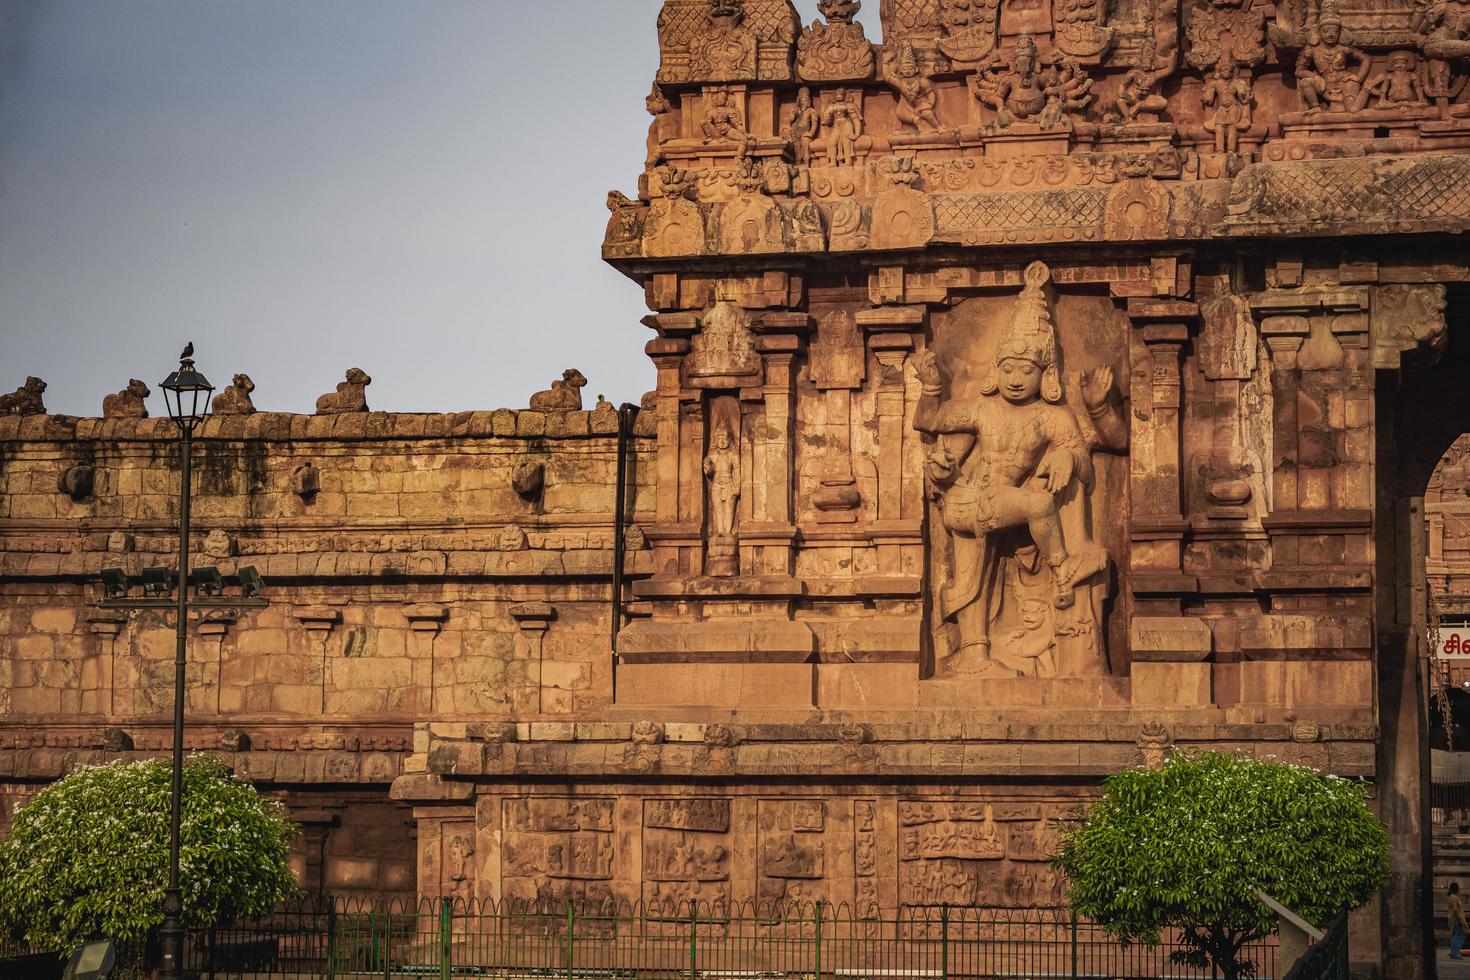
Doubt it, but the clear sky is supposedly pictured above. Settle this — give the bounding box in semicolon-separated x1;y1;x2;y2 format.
0;0;880;417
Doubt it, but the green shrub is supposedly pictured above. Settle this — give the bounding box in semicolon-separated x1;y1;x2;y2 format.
0;755;298;949
1055;751;1388;980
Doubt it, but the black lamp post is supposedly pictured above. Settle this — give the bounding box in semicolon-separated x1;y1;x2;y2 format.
157;344;213;980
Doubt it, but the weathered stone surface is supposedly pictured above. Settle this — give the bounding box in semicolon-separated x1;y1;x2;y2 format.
5;4;1466;969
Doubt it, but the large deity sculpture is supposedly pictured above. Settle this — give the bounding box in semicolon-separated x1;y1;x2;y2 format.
913;262;1125;679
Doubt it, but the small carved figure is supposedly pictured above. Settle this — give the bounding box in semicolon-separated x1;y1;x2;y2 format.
784;87;820;167
1295;2;1372;113
211;374;257;415
315;369;371;415
1110;66;1170;123
1415;0;1470;65
0;377;47;416
1202;60;1254;152
882;40;944;132
971;36;1092;130
103;380;150;419
446;835;475;908
1364;50;1429;108
529;369;588;411
702;87;751;146
1415;0;1470;115
646;82;674;167
819;0;861;21
203;529;236;558
496;524;529;552
704;426;741;541
822;88;865;166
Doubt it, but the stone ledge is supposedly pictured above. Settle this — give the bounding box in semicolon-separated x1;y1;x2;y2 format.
0;410;658;444
397;732;1376;783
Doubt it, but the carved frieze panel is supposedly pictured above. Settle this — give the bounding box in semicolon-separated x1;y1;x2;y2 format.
643;798;733;907
854;799;880;919
898;800;1069;907
758;800;830;905
502;798;616;906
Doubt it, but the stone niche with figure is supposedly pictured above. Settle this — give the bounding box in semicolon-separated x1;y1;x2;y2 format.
913;262;1129;681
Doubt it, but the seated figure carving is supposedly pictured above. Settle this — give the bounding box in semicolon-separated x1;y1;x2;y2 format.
211;374;257;415
529;369;588;411
1295;2;1372;113
0;377;47;416
316;369;372;415
103;380;150;419
913;262;1125;679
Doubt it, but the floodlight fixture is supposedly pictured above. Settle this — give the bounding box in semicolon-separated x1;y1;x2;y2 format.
62;939;117;980
140;566;175;596
101;567;131;599
189;566;224;596
238;565;264;599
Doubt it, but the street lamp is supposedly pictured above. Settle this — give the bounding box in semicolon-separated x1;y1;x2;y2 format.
157;343;213;980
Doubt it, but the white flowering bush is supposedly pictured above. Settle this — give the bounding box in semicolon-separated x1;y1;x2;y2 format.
1056;751;1387;980
0;755;298;949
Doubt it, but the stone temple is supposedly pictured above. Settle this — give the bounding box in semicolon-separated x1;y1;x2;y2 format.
6;0;1470;975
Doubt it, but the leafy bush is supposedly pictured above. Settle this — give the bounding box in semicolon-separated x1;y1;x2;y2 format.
0;755;298;949
1055;751;1388;980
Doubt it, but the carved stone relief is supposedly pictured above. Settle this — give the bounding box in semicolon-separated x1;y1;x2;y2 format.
212;374;257;416
758;800;829;906
643;799;733;906
0;377;47;416
798;0;877;81
529;369;589;411
103;380;151;420
502;798;616;906
914;262;1126;678
315;369;371;415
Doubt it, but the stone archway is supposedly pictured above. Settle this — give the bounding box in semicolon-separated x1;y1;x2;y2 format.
1381;287;1470;980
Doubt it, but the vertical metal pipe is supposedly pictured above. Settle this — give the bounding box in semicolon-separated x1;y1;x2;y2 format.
610;403;636;696
159;425;192;980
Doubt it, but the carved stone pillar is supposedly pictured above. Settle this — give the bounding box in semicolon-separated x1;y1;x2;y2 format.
510;603;554;714
293;608;342;714
646;334;697;578
857;305;925;582
405;605;448;714
746;313;808;577
1128;300;1194;605
87;613;126;716
193;611;236;717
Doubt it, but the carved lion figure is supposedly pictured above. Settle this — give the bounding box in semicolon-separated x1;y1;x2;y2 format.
0;377;47;416
529;369;588;411
315;368;372;415
211;374;257;415
103;380;151;419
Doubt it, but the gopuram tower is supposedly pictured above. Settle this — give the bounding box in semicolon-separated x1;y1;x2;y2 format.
593;1;1470;975
5;3;1470;977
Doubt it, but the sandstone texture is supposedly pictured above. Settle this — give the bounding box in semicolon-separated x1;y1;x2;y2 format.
6;2;1470;973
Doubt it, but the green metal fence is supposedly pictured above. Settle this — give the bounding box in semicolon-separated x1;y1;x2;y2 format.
177;900;1282;980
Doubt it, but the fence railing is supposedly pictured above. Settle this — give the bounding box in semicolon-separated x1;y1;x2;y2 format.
172;899;1282;980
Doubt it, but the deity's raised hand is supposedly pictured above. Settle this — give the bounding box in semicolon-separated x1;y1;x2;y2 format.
914;350;943;390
